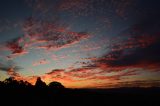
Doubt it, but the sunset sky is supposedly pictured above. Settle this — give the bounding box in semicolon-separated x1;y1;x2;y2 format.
0;0;160;88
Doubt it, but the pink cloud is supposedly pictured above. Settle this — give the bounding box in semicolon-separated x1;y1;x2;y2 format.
6;50;28;60
51;54;68;61
3;15;91;59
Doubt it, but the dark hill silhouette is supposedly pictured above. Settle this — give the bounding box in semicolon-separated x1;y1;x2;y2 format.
0;77;159;106
48;81;65;89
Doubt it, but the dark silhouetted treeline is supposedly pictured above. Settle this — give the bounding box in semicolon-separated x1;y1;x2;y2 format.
0;77;160;106
0;77;65;89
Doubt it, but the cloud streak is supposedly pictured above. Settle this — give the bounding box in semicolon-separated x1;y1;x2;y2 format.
0;60;22;72
32;59;50;66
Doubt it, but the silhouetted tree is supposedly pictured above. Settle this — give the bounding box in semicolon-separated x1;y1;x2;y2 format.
0;81;5;88
3;77;17;88
4;77;14;84
35;77;46;88
48;81;65;89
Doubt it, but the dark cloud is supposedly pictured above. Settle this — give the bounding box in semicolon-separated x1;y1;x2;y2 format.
58;0;134;18
94;80;160;88
46;69;64;75
6;38;24;54
105;14;160;67
114;80;160;88
95;40;160;69
6;37;28;58
32;59;50;66
84;11;160;72
0;60;22;72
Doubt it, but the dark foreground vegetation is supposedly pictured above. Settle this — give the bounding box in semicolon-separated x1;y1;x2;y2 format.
0;77;160;106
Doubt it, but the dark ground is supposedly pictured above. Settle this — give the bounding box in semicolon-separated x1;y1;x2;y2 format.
0;87;160;106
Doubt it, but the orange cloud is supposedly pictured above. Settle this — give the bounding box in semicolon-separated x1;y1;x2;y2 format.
5;66;160;88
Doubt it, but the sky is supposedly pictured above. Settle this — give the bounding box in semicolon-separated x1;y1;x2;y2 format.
0;0;160;88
